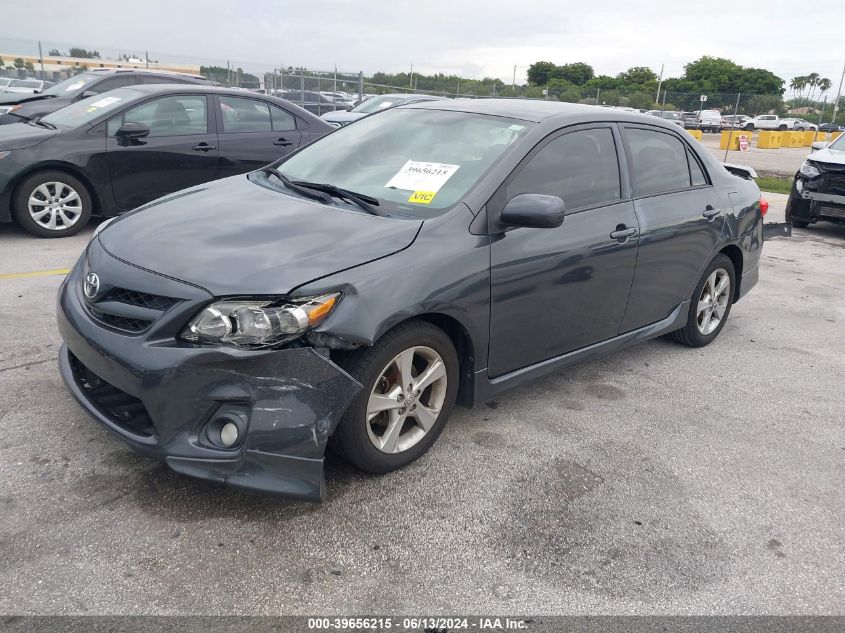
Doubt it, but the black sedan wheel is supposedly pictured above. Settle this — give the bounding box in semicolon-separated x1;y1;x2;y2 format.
13;170;92;237
670;254;735;348
331;320;459;473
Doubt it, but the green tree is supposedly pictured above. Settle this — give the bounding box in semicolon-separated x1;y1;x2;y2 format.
746;94;785;116
48;48;63;56
739;67;785;95
617;66;657;84
555;62;594;85
24;61;34;71
527;61;558;86
13;57;24;69
69;47;100;59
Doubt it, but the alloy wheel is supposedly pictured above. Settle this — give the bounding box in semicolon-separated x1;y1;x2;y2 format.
696;268;731;335
366;345;448;454
28;181;83;231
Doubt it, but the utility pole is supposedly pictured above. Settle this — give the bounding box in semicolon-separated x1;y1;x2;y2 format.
37;41;45;81
655;63;664;104
512;64;516;93
832;62;845;124
145;51;149;69
409;63;414;89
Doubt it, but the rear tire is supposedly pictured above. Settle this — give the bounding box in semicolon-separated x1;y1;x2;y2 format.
13;170;92;238
330;320;459;474
669;254;736;348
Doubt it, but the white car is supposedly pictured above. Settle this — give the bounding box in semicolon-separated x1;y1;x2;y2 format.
745;115;795;131
3;78;53;94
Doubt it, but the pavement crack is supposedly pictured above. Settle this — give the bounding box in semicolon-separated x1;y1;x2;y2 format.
0;356;57;373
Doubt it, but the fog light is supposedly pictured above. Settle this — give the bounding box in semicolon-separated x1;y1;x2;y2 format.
220;422;239;447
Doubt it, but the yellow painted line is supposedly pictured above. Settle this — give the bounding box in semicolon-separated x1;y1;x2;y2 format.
0;268;70;280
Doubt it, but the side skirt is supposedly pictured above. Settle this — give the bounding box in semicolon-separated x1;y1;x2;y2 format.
472;300;689;405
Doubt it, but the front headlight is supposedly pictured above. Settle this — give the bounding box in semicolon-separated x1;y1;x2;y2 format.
799;161;820;178
181;293;340;348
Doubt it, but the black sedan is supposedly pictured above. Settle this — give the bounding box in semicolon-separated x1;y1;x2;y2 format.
57;99;782;500
0;84;334;236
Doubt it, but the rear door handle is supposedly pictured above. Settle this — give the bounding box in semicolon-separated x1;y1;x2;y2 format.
273;138;293;146
192;142;215;152
703;205;720;219
609;225;637;241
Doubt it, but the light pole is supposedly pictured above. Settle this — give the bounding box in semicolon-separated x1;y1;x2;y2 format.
832;62;845;124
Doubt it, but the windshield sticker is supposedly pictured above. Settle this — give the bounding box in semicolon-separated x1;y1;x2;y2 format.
377;101;392;109
90;96;122;108
385;160;460;193
65;81;85;92
408;191;436;204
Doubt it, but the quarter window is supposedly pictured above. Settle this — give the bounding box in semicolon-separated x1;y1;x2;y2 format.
270;105;295;131
625;127;706;196
220;96;272;132
108;95;208;137
507;128;621;212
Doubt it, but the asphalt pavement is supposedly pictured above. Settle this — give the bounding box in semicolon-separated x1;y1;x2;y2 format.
0;196;842;615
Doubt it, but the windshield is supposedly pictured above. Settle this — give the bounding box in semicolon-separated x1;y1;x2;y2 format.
353;95;407;114
829;133;845;151
40;73;99;97
41;87;141;129
10;80;41;89
273;107;531;218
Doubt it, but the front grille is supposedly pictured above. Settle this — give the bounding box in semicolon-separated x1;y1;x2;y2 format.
817;164;845;197
68;352;155;437
85;284;181;334
102;288;178;312
89;310;152;333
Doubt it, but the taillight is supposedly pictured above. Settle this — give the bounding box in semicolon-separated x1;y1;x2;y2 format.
759;196;769;216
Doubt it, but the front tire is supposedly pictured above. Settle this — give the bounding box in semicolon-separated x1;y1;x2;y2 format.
331;320;459;474
670;254;736;348
13;170;92;238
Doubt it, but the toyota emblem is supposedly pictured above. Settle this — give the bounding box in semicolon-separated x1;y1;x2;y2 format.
84;272;100;300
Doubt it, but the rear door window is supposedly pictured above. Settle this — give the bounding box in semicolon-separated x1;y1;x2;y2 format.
624;127;704;196
219;96;272;133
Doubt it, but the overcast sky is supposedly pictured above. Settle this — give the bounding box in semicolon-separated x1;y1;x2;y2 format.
4;0;845;88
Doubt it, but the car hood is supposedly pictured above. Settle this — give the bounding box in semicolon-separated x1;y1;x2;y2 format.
0;122;57;149
810;146;845;166
320;111;366;123
98;174;423;297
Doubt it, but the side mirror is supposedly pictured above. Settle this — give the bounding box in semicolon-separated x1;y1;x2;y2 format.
811;141;828;151
115;122;150;143
81;90;98;99
500;194;565;229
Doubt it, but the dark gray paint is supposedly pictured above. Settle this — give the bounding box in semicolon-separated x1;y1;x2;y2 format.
57;100;765;500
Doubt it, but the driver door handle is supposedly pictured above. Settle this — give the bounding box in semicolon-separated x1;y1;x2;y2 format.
192;142;215;152
703;205;720;219
610;225;637;242
273;138;293;146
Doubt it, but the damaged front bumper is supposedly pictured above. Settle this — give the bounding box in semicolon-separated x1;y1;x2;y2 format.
56;247;361;501
790;173;845;223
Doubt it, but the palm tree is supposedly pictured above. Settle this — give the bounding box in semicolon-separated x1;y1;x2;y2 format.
818;77;832;99
806;72;821;102
790;76;807;100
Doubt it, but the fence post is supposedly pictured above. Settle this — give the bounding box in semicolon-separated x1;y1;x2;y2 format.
723;92;741;162
358;71;363;103
596;87;600;105
815;97;827;142
317;75;322;116
300;70;305;107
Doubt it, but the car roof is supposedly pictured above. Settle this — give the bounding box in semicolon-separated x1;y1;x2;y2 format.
402;98;681;125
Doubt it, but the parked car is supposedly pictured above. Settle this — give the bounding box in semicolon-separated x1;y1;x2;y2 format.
0;84;334;237
720;115;750;130
685;109;721;132
818;122;844;133
56;100;785;501
784;118;817;131
644;110;684;126
743;115;795;131
322;93;443;126
3;78;54;94
275;90;353;116
786;133;845;227
0;68;211;125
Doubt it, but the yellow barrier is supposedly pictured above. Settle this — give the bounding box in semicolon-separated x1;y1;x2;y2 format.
781;131;804;148
757;131;782;149
832;131;843;141
813;131;828;144
719;130;753;150
686;129;703;141
802;130;817;147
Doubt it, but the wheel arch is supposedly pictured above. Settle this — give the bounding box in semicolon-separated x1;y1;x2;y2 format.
718;243;743;301
10;161;103;220
414;312;477;408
